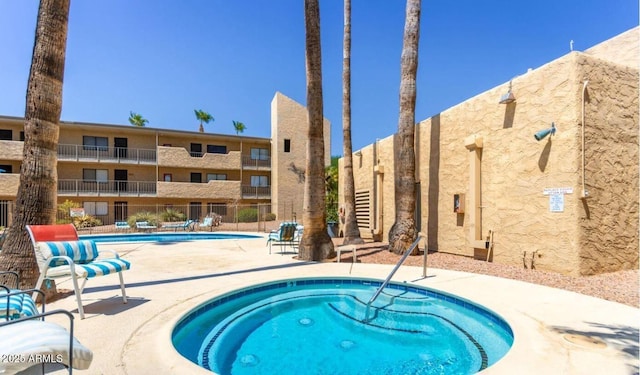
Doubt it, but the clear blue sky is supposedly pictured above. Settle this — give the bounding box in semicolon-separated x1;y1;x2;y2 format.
0;1;637;156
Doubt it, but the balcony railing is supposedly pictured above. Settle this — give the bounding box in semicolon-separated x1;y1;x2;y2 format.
58;179;157;196
57;144;157;164
242;155;271;169
241;185;271;198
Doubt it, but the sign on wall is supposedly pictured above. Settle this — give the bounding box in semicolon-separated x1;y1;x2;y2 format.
544;187;571;213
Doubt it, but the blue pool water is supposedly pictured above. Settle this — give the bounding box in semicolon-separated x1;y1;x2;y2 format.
172;278;513;375
79;232;261;243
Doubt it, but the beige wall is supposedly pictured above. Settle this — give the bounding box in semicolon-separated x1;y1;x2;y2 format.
584;26;639;69
158;147;242;169
271;92;330;223
341;28;639;276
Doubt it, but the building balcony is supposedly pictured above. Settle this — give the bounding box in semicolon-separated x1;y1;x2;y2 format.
0;140;24;161
58;179;157;197
157;180;242;199
0;173;20;196
157;147;241;169
241;155;271;170
241;185;271;199
57;144;157;164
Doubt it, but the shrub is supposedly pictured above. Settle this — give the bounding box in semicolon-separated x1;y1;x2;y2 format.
262;212;276;221
237;208;258;223
127;211;160;227
73;215;102;229
160;208;187;222
57;199;80;223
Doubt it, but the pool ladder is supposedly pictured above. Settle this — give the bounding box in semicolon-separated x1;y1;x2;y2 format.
363;232;427;323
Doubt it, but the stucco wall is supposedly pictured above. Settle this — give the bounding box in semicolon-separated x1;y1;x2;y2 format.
584;26;639;69
576;54;639;275
271;92;330;223
341;31;638;275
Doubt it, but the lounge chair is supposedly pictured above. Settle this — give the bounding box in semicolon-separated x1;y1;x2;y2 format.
197;217;214;232
267;222;298;254
135;221;157;231
26;224;130;320
115;221;130;231
162;219;196;232
0;309;93;374
0;271;43;320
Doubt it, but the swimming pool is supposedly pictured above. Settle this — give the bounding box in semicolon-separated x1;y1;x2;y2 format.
79;232;261;243
172;277;513;374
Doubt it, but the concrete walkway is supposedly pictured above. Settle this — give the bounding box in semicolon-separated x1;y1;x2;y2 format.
29;234;639;374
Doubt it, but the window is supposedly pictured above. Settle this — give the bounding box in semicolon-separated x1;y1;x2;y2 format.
190;143;202;157
190;173;202;183
83;169;108;182
207;173;227;181
163;174;172;182
84;201;108;216
207;145;227;154
284;139;291;153
0;129;12;140
250;148;269;160
207;203;227;216
0;165;12;173
20;132;24;141
83;136;108;151
251;175;269;187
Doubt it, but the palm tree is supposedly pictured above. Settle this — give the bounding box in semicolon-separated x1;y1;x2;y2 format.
194;109;214;133
232;120;246;135
298;0;334;261
0;0;70;290
341;0;364;246
388;0;421;255
128;111;148;127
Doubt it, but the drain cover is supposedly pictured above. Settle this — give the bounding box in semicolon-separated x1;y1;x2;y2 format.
563;334;607;349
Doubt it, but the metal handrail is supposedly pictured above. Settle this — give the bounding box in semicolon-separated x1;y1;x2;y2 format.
364;232;426;322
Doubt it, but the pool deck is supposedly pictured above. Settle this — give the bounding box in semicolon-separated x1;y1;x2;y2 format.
32;234;639;375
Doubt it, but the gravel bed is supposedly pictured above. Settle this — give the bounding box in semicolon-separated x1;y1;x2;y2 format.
333;241;639;308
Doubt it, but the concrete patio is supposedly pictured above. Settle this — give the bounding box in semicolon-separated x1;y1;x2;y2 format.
26;234;640;375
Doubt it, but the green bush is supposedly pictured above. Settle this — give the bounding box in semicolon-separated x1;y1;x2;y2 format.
237;208;258;223
160;208;187;222
262;212;276;221
127;212;160;227
73;215;103;228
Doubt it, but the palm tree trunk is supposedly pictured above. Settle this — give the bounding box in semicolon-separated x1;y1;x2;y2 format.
0;0;70;289
388;0;421;255
298;0;334;261
341;0;364;246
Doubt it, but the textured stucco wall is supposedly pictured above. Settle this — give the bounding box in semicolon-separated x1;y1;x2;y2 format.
576;54;639;275
0;174;19;197
158;147;242;169
271;92;330;223
584;26;639;69
157;180;241;199
0;141;23;160
341;41;638;275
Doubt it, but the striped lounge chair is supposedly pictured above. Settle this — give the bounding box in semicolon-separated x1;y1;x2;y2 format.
0;309;93;374
26;224;131;319
0;271;43;320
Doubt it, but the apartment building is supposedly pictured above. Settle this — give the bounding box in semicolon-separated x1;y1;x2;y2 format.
0;92;330;227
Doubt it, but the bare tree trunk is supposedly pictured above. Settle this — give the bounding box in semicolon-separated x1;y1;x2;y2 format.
388;0;421;255
341;0;364;246
298;0;334;261
0;0;70;289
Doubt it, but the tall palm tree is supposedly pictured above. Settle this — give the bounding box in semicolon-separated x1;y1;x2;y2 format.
128;111;148;127
388;0;421;255
194;109;213;133
232;120;246;135
298;0;334;261
341;0;364;246
0;0;70;289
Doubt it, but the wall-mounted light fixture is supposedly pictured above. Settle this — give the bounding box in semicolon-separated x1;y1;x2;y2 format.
499;81;516;104
534;122;556;141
